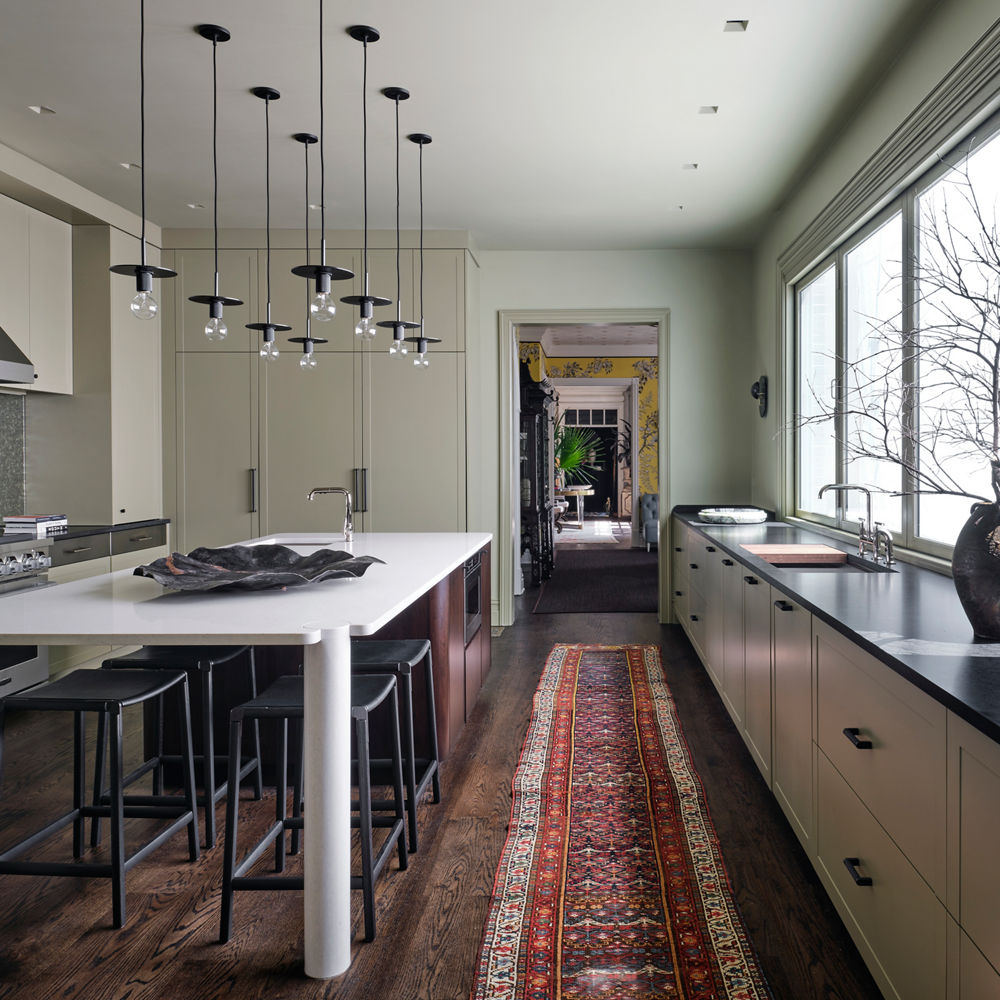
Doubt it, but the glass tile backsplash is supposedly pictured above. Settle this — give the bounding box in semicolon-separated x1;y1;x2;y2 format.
0;394;26;515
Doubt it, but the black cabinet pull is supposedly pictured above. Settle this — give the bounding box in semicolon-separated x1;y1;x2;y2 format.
843;727;873;750
722;558;734;566
774;600;795;612
674;546;682;552
674;590;682;597
248;468;258;513
843;857;873;886
689;563;699;570
705;545;716;552
690;615;699;622
744;575;758;585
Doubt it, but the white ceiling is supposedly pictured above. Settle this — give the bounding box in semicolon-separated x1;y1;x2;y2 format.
0;0;934;250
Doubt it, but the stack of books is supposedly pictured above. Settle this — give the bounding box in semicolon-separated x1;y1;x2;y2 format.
3;514;69;537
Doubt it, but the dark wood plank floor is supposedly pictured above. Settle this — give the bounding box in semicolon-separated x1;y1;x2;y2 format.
0;599;882;1000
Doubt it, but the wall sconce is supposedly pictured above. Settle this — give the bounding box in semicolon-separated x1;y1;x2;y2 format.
750;376;768;417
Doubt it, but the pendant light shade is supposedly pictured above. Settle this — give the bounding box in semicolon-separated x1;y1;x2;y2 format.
404;133;440;368
188;24;243;342
245;86;290;361
109;0;176;320
291;0;353;319
289;132;326;369
378;87;418;357
341;25;391;341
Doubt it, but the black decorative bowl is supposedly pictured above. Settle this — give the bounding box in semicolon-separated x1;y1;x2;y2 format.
133;544;384;592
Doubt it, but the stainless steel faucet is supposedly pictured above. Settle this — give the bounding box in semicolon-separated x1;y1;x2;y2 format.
306;486;353;542
817;483;876;560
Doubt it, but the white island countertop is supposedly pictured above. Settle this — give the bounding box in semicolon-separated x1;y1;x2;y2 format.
0;530;491;979
0;532;491;646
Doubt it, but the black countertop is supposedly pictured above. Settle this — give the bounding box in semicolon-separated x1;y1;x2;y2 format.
0;519;169;545
672;506;1000;746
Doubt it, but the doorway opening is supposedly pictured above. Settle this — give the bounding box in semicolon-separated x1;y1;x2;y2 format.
497;309;669;626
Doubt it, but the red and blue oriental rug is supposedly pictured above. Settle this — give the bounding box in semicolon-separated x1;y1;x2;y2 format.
471;644;770;999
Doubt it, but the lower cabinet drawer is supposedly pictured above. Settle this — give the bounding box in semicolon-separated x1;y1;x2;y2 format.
958;925;1000;1000
816;750;946;1000
815;620;946;896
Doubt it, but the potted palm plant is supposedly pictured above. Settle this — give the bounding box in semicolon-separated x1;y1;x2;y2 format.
553;417;604;486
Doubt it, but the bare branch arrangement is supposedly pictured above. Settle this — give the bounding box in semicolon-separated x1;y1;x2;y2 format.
797;154;1000;505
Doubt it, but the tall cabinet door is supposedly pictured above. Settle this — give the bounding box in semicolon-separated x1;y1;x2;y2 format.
258;352;360;536
176;352;259;550
361;350;466;531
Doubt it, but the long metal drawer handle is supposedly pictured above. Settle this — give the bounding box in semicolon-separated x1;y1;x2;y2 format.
843;857;873;886
774;600;794;612
843;727;873;750
129;535;154;543
68;546;93;555
744;575;758;585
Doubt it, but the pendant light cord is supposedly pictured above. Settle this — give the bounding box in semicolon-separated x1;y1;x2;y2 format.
318;0;326;265
419;142;425;327
394;96;401;318
264;94;271;319
211;33;220;295
362;37;369;292
304;140;312;337
139;0;147;266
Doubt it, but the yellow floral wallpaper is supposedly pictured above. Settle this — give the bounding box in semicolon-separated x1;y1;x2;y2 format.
519;342;658;496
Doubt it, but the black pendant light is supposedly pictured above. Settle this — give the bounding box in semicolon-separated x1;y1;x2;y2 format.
341;25;391;341
404;133;440;368
377;87;419;357
246;86;290;361
291;0;353;321
289;132;327;369
109;0;176;320
188;24;243;342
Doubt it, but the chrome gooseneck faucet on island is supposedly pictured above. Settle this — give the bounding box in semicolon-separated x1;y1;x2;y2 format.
817;482;895;565
306;486;353;542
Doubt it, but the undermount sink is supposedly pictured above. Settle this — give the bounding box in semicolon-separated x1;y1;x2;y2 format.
250;534;343;547
784;556;896;574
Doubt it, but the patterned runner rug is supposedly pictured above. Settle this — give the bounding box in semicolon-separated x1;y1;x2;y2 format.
471;644;771;1000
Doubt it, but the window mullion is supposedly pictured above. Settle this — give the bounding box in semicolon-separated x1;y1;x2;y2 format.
900;190;917;549
835;253;847;528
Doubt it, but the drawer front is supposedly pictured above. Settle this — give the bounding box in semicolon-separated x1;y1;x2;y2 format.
960;927;1000;1000
815;621;946;895
111;523;167;556
51;533;111;567
816;751;947;1000
951;715;1000;974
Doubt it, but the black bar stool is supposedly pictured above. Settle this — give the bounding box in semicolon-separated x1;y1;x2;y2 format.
219;673;408;944
350;638;440;852
0;668;200;929
95;644;263;848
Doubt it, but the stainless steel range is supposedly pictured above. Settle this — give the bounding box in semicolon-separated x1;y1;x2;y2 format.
0;533;52;697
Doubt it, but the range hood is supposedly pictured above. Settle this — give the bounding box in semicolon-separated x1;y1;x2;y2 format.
0;324;35;385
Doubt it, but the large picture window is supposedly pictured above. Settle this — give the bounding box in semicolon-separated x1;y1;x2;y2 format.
793;120;1000;555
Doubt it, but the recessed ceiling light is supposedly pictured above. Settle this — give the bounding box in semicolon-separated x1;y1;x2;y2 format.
186;202;206;210
28;105;55;115
682;163;699;170
724;19;748;32
698;106;719;115
120;162;141;171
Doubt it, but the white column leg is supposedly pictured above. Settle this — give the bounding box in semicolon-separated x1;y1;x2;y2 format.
303;625;352;978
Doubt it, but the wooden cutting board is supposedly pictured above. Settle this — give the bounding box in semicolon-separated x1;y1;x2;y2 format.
739;543;847;565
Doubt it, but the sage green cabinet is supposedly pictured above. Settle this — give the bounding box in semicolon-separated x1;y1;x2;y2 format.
166;244;473;548
719;555;745;728
0;195;72;394
742;570;772;784
771;588;814;849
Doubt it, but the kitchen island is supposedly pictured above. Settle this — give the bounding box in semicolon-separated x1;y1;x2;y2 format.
0;530;490;979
